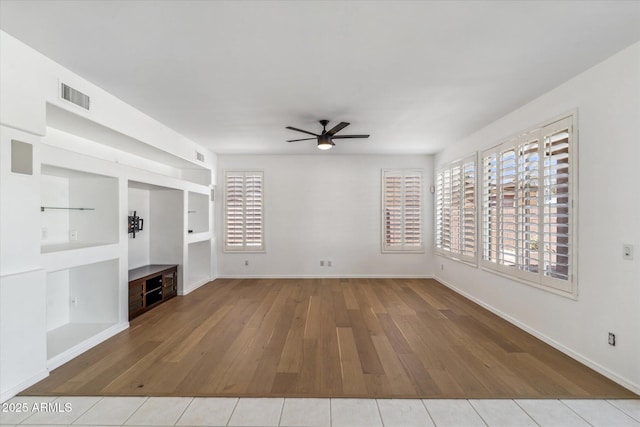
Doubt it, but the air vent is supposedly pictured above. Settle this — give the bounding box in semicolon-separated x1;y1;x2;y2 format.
61;83;90;110
196;151;205;162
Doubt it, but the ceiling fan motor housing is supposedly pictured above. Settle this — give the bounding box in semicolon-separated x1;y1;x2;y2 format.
317;134;334;150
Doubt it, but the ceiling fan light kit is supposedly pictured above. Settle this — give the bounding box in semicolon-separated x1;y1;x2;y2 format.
286;119;369;150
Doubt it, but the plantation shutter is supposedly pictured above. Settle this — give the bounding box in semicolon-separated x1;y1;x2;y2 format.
435;155;476;263
461;157;476;258
435;170;445;250
441;168;452;252
481;115;575;295
482;151;499;264
224;171;265;252
498;147;517;270
450;164;462;254
404;173;422;248
225;174;245;249
383;172;403;247
382;169;423;252
542;118;572;290
245;173;264;248
517;132;541;278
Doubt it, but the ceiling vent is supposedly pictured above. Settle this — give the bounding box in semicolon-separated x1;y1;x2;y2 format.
60;83;90;110
196;151;205;162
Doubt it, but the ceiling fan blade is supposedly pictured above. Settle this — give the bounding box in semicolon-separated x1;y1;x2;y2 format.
331;134;370;139
326;121;350;136
286;126;318;137
287;137;317;142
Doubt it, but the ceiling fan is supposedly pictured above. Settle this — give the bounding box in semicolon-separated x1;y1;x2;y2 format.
286;120;370;150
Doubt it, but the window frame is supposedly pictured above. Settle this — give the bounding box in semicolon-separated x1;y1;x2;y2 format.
223;169;265;253
435;153;478;266
381;168;425;253
480;113;578;297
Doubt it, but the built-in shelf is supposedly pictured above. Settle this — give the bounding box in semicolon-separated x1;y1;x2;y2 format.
41;165;118;253
186;231;211;244
46;259;119;362
187;191;209;234
41;206;95;212
42;241;111;254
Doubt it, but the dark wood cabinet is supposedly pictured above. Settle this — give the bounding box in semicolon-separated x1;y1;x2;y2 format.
128;264;178;320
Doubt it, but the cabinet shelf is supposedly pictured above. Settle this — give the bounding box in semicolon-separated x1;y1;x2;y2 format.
41;206;95;212
128;264;178;320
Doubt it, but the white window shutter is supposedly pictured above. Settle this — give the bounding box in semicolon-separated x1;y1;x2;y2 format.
436;155;476;263
480;114;575;295
224;171;265;252
517;133;541;277
542;119;572;287
382;169;423;252
498;147;517;270
461;158;476;258
482;151;499;265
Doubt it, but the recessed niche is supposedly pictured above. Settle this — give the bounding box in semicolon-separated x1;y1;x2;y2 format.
41;165;118;253
128;181;183;270
46;259;119;360
188;191;209;234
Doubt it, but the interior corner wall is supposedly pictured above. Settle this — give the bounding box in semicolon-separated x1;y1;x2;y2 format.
434;42;640;393
216;154;434;278
127;187;151;269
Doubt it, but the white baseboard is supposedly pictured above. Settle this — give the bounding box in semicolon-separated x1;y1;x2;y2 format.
215;274;434;279
0;370;49;404
179;277;211;296
46;322;128;371
434;275;640;395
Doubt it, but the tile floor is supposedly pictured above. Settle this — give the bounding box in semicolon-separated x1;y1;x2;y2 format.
0;396;638;426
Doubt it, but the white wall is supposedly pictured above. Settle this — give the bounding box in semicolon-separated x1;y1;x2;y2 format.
217;154;434;278
434;42;640;393
128;187;151;269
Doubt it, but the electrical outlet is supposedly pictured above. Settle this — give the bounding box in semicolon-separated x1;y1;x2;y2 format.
320;260;324;267
623;244;634;260
608;332;616;346
328;261;332;267
70;230;78;241
71;297;78;306
244;260;249;266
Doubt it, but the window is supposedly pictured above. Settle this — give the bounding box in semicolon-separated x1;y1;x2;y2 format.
481;115;575;294
435;155;476;263
382;169;423;252
224;171;264;252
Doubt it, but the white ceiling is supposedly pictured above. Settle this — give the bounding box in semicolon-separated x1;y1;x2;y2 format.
1;1;639;155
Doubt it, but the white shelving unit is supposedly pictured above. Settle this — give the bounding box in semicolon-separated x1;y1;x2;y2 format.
46;259;120;368
187;191;210;234
41;165;118;253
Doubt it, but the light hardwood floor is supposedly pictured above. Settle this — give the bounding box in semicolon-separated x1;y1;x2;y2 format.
23;278;637;398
